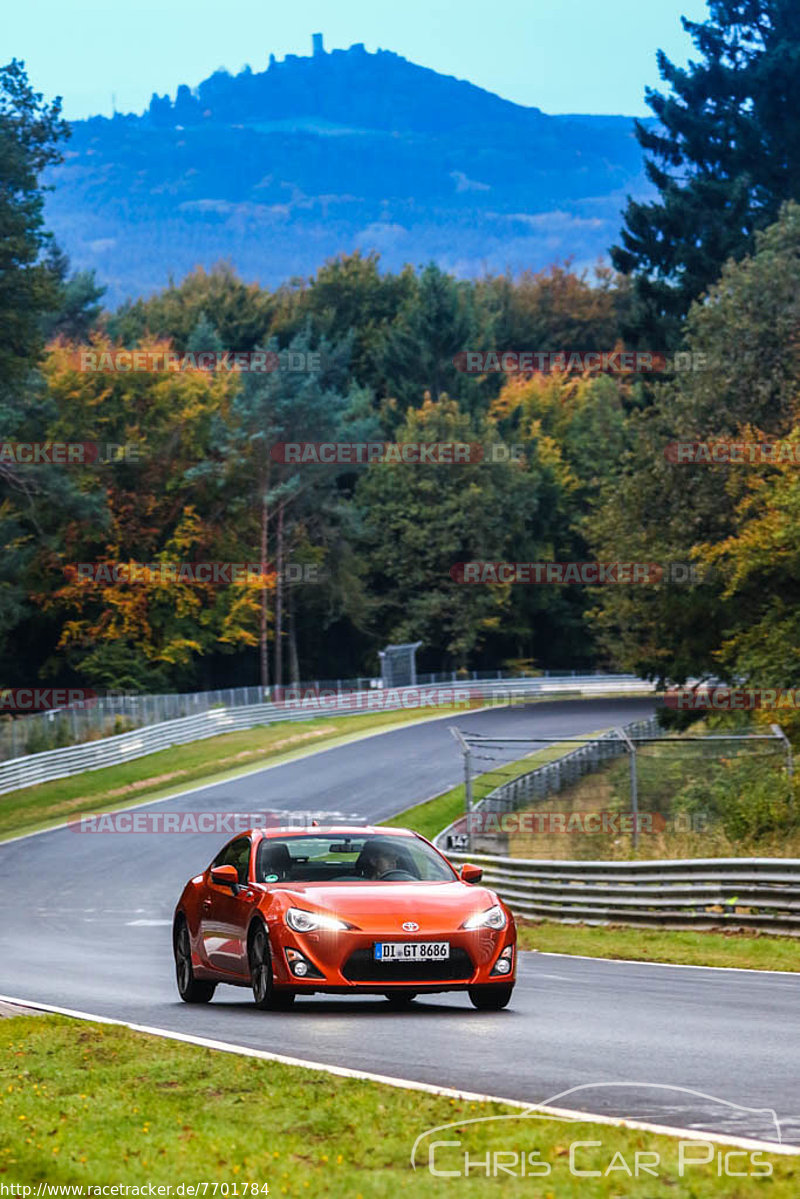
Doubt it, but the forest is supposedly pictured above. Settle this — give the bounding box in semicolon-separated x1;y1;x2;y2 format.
3;0;800;707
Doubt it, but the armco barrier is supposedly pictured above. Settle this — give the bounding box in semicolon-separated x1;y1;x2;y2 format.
0;676;656;796
440;852;800;935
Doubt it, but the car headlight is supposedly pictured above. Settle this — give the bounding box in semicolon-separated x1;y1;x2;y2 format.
286;907;351;933
461;904;507;931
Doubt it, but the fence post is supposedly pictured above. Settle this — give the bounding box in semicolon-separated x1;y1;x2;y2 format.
771;723;794;783
617;726;639;850
449;727;473;854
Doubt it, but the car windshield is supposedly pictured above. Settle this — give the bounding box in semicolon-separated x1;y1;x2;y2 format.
255;833;456;884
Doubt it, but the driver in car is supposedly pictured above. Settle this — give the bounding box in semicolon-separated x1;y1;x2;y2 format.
361;840;401;879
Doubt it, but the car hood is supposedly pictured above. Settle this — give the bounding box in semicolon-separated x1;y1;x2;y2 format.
275;880;500;932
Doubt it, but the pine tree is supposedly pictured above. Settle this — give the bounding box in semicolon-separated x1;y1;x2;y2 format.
0;59;68;391
612;0;800;347
378;264;484;413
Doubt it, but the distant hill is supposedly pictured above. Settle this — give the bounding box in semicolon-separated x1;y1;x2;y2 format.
44;37;654;305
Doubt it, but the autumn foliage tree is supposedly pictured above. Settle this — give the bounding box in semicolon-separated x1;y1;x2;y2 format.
41;336;258;689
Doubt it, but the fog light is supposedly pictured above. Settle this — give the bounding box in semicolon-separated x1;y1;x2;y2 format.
285;947;324;979
491;945;513;976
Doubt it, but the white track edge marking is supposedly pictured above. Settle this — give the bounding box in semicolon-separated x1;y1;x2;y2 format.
536;950;800;978
0;992;796;1156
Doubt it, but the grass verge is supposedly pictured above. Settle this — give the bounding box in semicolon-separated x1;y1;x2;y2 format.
0;705;492;843
0;1015;795;1196
517;919;800;971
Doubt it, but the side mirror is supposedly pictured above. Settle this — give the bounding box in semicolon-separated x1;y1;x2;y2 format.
460;863;483;884
210;864;240;889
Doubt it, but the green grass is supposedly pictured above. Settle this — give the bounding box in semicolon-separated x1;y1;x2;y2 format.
518;919;800;971
0;704;492;843
381;741;577;841
0;1015;795;1196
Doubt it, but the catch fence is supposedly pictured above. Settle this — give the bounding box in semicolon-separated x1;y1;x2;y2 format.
0;675;656;796
442;719;793;860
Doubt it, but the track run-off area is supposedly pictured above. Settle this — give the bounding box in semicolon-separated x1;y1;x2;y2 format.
3;696;800;1147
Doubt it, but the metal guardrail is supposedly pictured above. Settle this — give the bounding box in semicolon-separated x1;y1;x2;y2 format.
0;675;657;797
0;669;652;762
442;852;800;935
0;705;263;797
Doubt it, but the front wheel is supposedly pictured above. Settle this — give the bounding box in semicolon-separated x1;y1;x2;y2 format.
174;919;216;1004
249;924;295;1010
468;984;514;1011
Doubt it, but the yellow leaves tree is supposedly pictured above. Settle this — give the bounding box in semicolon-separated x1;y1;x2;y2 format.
697;424;800;707
40;336;273;689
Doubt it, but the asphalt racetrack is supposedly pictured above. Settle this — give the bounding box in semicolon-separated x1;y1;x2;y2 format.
3;696;800;1145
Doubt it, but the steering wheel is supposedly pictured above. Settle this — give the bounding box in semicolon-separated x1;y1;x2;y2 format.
378;869;417;881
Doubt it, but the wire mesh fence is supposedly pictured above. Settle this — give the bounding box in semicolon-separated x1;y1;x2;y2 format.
443;718;796;860
0;669;635;762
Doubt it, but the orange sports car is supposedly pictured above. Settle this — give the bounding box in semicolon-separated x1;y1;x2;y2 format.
173;825;516;1010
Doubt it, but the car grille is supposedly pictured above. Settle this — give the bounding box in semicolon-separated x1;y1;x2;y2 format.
342;947;473;982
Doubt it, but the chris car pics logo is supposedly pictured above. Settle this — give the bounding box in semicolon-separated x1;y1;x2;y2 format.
411;1084;785;1180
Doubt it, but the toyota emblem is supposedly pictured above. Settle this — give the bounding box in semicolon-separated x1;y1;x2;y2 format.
402;921;419;932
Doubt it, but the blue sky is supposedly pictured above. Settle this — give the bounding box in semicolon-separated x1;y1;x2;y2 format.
9;0;709;121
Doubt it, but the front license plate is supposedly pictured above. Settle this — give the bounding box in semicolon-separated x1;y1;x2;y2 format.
374;941;450;961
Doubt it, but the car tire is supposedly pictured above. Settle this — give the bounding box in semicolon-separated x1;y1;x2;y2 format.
384;990;418;1008
174;918;216;1004
249;923;295;1010
468;984;514;1011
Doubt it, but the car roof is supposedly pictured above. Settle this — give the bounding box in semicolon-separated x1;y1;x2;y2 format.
253;824;414;839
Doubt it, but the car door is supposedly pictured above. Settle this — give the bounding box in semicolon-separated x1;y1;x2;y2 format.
201;836;257;976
